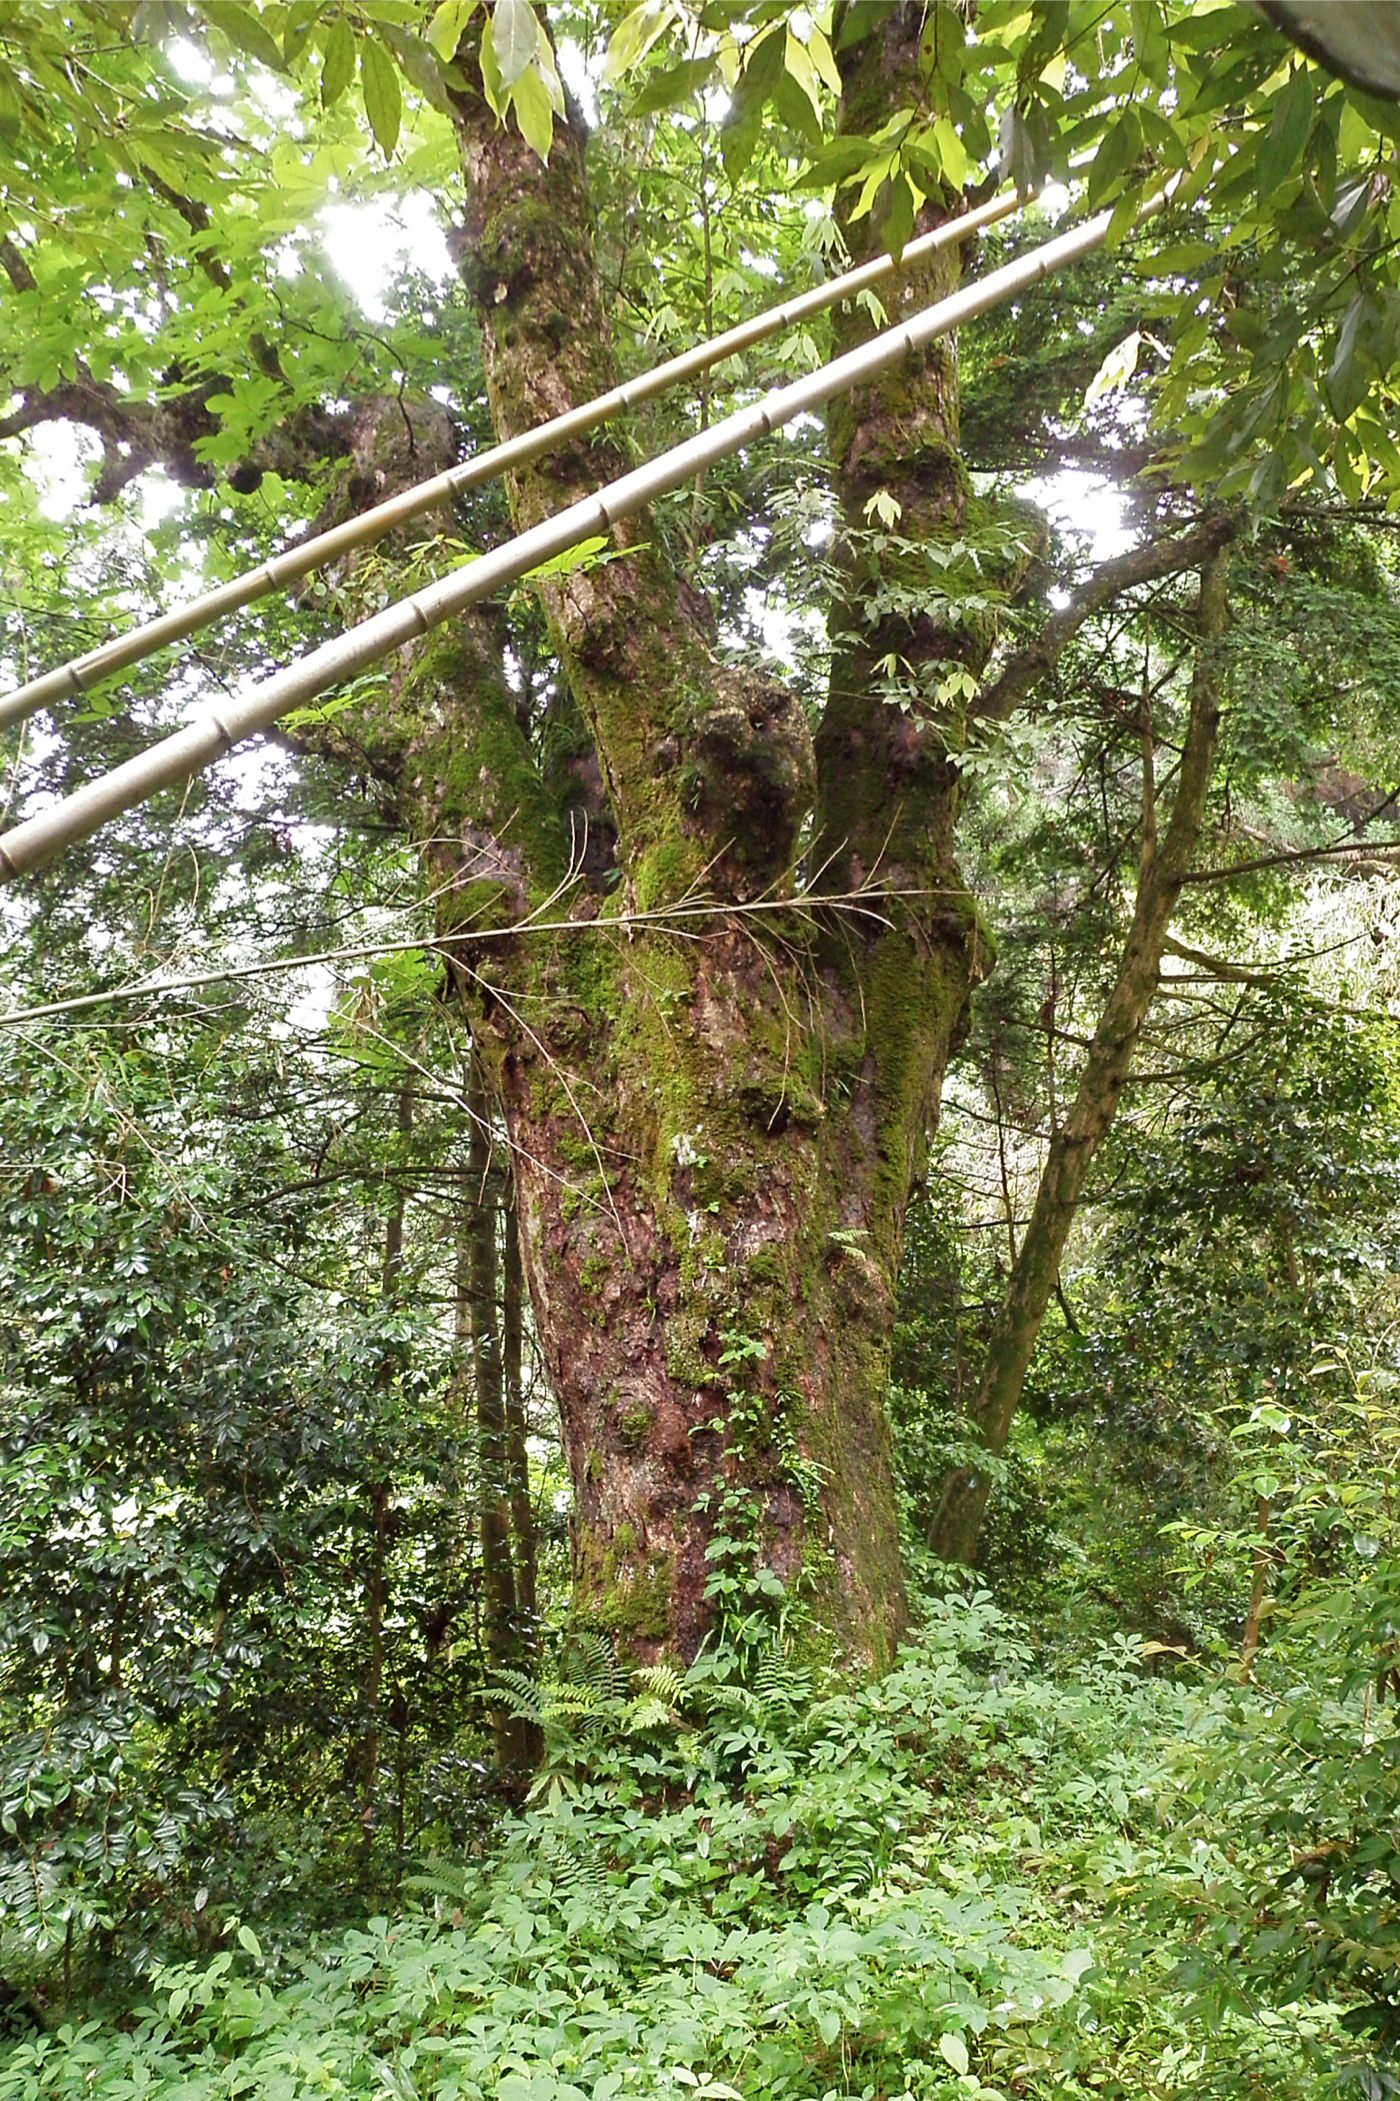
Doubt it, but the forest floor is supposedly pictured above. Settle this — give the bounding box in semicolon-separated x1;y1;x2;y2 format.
0;1590;1390;2101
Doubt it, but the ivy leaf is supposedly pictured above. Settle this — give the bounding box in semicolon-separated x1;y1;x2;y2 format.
360;39;402;158
320;16;356;109
493;0;538;91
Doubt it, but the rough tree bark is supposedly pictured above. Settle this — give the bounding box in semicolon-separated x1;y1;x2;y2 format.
315;0;1003;1666
17;8;1156;1664
929;548;1232;1564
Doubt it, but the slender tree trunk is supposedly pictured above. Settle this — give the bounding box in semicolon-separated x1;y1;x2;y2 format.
501;1175;542;1764
359;1479;389;1839
466;1049;527;1768
360;1077;413;1841
1239;1493;1275;1678
502;1176;538;1643
930;550;1232;1564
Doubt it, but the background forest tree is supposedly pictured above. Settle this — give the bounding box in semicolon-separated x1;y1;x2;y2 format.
1;2;1399;2093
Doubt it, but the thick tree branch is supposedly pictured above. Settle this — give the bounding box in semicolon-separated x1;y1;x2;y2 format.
0;364;356;501
0;214;345;499
144;173;283;382
445;23;811;900
0;233;37;295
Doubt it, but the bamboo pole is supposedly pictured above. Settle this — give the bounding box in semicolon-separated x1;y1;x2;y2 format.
0;177;1049;736
0;182;1171;884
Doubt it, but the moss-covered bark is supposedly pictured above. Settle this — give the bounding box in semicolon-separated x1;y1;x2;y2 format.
293;6;1013;1668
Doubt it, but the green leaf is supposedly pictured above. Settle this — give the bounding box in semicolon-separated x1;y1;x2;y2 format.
493;0;538;90
195;1;287;74
721;18;785;177
0;70;20;146
628;57;711;117
939;2032;970;2076
791;134;872;191
771;67;820;147
1257;68;1313;197
510;65;553;162
320;16;356;108
1085;329;1143;408
603;0;675;86
379;24;452;113
1331;174;1370;237
996;98;1051;198
881;170;915;262
1105;184;1144;248
524;534;611;580
932;114;969;189
360;38;402;157
1088;109;1141;206
784;27;824;125
282;0;320;66
807;22;842;95
1327;293;1369;422
478;12;505;114
427;0;478;62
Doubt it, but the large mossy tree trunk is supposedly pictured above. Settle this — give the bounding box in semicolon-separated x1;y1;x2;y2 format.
407;3;997;1666
317;8;988;1665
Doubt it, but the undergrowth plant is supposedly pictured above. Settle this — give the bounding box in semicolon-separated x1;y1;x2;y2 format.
1;1592;1388;2101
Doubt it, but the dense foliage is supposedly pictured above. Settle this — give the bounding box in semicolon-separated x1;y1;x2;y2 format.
3;0;1400;2094
2;1592;1398;2097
